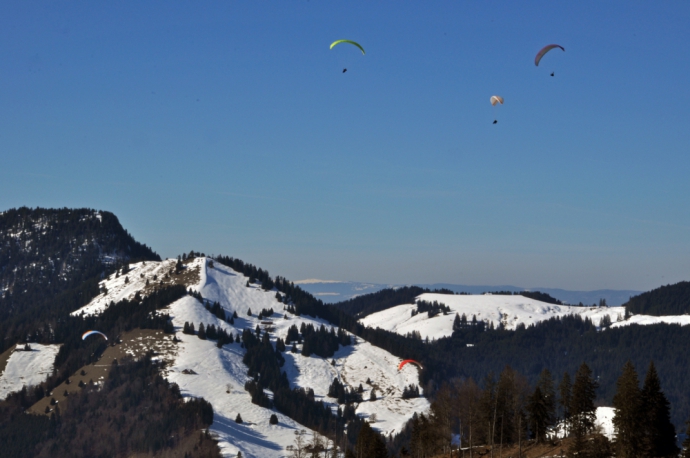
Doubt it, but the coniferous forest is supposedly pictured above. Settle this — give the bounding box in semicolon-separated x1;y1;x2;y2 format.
624;281;690;315
385;359;682;457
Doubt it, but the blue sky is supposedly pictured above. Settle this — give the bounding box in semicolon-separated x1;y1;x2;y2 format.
1;1;689;290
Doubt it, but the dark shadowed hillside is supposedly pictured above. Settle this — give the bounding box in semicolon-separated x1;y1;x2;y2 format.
331;286;429;317
624;281;690;316
0;207;160;352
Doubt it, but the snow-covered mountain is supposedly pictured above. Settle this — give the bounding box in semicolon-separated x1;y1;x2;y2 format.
359;293;627;340
72;257;429;457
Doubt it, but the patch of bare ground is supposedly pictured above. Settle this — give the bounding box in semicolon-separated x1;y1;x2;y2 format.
433;435;610;458
141;258;201;297
0;344;15;378
28;328;179;416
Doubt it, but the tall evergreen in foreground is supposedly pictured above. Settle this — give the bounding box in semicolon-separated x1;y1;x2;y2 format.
612;361;643;457
527;387;549;443
569;363;598;455
641;361;679;457
353;422;388;458
559;371;572;435
527;369;556;444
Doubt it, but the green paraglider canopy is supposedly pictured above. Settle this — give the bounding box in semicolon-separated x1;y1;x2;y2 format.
330;40;365;55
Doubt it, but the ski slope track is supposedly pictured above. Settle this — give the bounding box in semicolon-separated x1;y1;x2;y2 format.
360;293;627;340
74;257;429;457
0;344;61;401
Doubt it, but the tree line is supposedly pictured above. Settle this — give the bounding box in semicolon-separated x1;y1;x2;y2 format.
414;300;451;318
388;359;682;458
624;281;690;316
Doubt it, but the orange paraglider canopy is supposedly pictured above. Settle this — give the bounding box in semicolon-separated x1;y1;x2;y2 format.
398;359;423;371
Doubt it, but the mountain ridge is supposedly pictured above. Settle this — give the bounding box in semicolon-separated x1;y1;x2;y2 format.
299;280;641;307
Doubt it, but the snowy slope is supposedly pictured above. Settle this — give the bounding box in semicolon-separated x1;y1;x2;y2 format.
360;293;626;340
610;314;690;328
195;260;430;437
0;344;61;400
270;315;429;437
71;258;195;316
73;257;429;456
166;295;312;458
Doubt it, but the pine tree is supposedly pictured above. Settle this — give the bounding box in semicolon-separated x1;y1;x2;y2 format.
354;422;388;458
431;384;454;456
527;369;556;443
495;366;521;447
527;386;549;443
478;372;497;446
457;377;481;456
537;368;556;431
453;313;461;331
641;361;679;457
235;413;243;424
569;363;598;454
559;371;572;433
612;361;643;457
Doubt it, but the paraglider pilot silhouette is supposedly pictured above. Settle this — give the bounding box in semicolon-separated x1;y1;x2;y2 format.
330;40;364;74
490;95;504;124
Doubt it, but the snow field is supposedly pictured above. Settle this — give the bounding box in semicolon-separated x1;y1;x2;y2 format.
168;295;310;458
71;258;193;316
0;344;61;401
269;313;430;436
193;259;286;318
360;293;627;340
610;314;690;328
198;261;430;437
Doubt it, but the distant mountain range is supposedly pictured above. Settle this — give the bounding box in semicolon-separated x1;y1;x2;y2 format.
295;280;642;307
